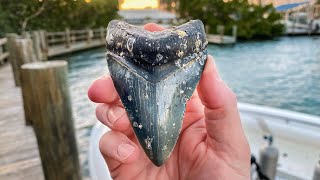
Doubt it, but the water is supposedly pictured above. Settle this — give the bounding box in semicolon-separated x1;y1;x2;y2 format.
208;37;320;116
66;37;320;129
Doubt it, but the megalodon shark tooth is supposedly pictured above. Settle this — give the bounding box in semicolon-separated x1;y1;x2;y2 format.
106;20;208;166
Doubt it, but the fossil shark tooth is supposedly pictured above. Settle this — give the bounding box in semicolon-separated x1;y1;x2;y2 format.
106;20;208;166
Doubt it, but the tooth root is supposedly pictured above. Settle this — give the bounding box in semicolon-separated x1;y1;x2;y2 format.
106;20;207;166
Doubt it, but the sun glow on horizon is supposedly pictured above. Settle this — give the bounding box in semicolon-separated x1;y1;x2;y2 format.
120;0;159;10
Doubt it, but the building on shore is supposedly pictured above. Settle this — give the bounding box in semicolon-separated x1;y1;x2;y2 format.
118;9;176;25
244;0;317;7
117;0;176;26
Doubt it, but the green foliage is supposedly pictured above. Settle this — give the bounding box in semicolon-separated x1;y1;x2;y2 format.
0;0;118;36
179;0;284;39
160;0;178;11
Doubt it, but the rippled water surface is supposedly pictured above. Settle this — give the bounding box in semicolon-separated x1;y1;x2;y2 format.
66;36;320;121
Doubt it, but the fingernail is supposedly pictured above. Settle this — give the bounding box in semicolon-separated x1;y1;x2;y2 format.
117;143;135;159
107;106;125;125
212;59;222;82
100;75;110;80
203;56;213;75
204;56;222;82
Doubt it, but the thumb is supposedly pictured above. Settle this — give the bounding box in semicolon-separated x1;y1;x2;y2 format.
197;55;243;144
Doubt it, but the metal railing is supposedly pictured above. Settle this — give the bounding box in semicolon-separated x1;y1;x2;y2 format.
238;102;320;128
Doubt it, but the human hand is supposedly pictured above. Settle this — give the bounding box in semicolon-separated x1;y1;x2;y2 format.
88;23;250;180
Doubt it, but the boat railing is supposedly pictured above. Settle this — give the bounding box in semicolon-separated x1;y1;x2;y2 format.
238;102;320;128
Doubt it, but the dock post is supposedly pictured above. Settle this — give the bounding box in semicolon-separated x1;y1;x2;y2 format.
205;25;210;34
39;30;48;61
100;27;105;42
87;29;93;44
6;34;20;86
22;32;31;39
65;28;71;48
20;61;82;180
217;25;225;44
32;31;43;61
7;37;36;86
232;25;237;42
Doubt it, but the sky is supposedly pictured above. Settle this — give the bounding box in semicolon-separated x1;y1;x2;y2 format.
120;0;159;9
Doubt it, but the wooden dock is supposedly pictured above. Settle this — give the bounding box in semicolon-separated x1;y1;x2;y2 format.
0;38;9;64
206;25;237;45
0;27;108;179
46;28;106;57
0;64;96;179
207;34;236;45
48;40;105;57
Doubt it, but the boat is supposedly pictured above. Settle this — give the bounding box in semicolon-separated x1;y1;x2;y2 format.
88;102;320;180
276;1;320;35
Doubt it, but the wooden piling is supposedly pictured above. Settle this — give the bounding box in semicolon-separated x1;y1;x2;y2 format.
65;28;71;48
6;34;20;86
87;29;93;44
15;39;37;88
0;38;8;64
22;32;31;39
39;30;48;61
232;25;237;41
217;25;225;43
20;61;82;180
32;31;43;61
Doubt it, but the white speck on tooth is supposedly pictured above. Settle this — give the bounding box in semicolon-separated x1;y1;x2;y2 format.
127;38;135;52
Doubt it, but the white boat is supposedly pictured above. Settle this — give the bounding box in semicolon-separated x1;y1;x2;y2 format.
88;102;320;180
276;2;320;35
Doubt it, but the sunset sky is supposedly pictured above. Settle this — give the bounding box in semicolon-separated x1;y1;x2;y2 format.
120;0;159;9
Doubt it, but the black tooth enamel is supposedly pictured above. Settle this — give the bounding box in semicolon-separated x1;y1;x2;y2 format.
106;20;208;166
106;20;207;65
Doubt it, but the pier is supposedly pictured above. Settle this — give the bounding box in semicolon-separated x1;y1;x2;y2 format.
0;38;9;64
206;25;237;45
0;63;95;179
47;28;106;57
0;27;106;179
0;27;107;66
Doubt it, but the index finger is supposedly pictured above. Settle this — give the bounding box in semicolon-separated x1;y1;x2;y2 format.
143;23;166;32
88;75;119;103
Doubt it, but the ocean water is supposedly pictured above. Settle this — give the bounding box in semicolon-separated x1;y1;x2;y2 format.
66;36;320;123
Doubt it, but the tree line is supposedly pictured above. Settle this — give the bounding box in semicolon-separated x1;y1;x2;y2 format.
0;0;119;37
0;0;285;39
164;0;285;39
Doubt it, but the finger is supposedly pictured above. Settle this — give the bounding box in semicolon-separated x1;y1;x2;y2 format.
182;90;204;130
198;55;251;178
96;103;133;135
88;76;119;103
197;55;244;143
143;23;166;32
99;131;139;171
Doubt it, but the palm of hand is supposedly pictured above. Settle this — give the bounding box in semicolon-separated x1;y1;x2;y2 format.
89;23;250;180
108;92;249;180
